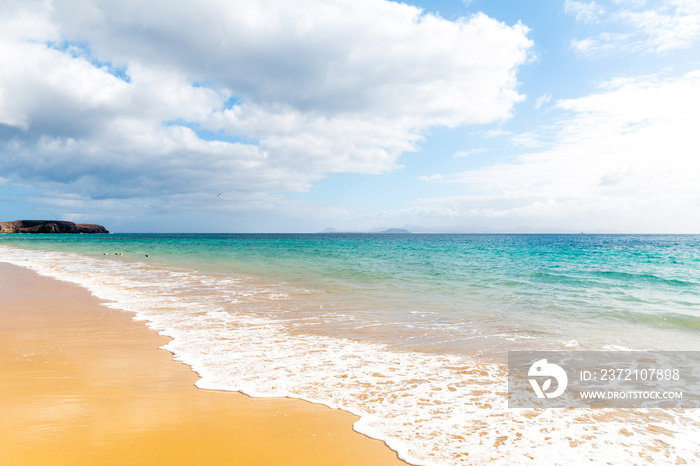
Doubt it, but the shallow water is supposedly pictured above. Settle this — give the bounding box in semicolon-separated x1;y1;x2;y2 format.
2;233;699;464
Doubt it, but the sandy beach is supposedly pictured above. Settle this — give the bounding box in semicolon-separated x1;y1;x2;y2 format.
0;262;406;465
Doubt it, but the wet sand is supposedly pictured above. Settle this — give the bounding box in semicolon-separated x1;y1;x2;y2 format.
0;262;406;465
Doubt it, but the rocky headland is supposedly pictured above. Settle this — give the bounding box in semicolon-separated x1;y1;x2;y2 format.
0;220;109;234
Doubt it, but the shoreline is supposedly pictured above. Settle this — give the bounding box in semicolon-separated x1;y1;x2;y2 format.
3;237;697;465
0;262;407;465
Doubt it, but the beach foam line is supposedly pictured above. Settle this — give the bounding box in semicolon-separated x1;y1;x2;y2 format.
2;245;699;465
0;261;406;465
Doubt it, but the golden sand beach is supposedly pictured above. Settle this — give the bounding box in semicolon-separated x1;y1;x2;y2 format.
0;262;406;465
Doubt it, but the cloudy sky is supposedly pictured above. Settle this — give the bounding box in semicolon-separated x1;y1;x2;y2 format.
1;0;699;233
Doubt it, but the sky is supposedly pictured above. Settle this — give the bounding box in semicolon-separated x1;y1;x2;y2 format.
1;0;699;233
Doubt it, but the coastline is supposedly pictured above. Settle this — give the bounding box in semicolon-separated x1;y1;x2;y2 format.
0;262;406;465
2;236;698;465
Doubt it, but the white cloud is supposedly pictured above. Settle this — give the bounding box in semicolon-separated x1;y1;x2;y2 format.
483;129;511;138
616;1;700;52
534;93;552;109
565;0;606;23
453;148;486;157
393;71;700;233
479;128;543;148
419;174;443;182
508;132;544;148
0;0;532;217
567;0;700;55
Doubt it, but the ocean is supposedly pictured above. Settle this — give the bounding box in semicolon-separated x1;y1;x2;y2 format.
1;233;699;465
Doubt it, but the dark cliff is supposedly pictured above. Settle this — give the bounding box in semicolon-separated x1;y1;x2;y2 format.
0;220;109;234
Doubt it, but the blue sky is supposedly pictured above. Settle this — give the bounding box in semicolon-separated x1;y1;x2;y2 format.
1;0;699;233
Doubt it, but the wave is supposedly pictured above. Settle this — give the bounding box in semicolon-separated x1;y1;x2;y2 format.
2;245;699;465
592;270;696;287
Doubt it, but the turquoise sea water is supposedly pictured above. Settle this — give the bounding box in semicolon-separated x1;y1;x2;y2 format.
2;233;699;464
4;233;699;350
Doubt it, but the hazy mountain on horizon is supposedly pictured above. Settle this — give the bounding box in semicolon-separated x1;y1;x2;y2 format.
321;225;618;234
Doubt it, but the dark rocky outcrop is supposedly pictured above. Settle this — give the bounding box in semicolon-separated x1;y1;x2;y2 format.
1;220;109;234
75;224;109;234
0;221;19;234
13;220;77;233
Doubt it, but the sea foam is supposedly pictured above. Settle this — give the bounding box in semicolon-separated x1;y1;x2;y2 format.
2;245;699;465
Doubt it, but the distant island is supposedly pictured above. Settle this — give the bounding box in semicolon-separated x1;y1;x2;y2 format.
0;220;109;234
320;227;412;234
374;228;412;234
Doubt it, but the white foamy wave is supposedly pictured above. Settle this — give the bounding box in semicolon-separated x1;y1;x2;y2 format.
2;245;699;465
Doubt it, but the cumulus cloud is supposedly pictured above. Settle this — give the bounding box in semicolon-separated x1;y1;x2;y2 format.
0;0;532;221
395;71;700;233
